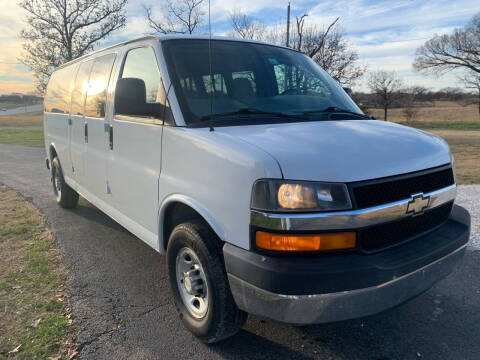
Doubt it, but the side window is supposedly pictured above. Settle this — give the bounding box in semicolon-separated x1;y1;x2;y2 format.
44;72;58;113
273;64;287;95
202;73;227;95
85;54;116;118
121;47;161;103
116;47;168;124
180;75;197;92
45;66;73;113
70;60;93;116
232;71;256;94
273;62;331;96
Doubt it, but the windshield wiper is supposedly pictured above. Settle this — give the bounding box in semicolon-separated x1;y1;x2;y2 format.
198;108;304;122
301;106;371;119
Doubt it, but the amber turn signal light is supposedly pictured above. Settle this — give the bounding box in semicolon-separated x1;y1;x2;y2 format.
255;231;356;252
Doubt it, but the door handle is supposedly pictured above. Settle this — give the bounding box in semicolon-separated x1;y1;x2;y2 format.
109;125;113;150
84;122;88;143
68;117;72;126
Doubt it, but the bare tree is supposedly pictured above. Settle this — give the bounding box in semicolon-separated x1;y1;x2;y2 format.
438;87;465;102
144;0;205;35
229;9;266;40
19;0;127;93
293;16;337;55
229;10;285;44
462;71;480;117
294;14;309;52
302;24;365;86
367;71;403;121
402;86;427;123
291;15;364;85
414;12;480;75
229;11;364;86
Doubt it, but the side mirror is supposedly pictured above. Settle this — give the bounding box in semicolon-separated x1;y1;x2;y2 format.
343;87;353;96
114;77;163;118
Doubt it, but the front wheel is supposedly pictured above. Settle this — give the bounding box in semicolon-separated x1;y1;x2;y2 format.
51;157;79;208
167;220;247;343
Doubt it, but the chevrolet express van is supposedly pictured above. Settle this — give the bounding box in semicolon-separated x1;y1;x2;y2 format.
43;35;471;342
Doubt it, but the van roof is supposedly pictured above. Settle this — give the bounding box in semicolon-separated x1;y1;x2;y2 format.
157;34;286;47
56;34;294;70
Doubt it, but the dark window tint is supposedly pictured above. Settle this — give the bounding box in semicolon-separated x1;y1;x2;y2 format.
85;54;116;118
71;60;93;116
121;47;161;103
45;66;74;113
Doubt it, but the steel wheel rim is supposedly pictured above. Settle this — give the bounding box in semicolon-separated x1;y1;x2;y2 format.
175;247;209;319
53;168;61;201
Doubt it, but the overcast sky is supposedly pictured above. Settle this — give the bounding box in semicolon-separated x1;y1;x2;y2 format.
0;0;479;94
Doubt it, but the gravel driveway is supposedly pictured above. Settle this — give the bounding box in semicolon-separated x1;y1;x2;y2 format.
1;143;479;360
456;185;480;249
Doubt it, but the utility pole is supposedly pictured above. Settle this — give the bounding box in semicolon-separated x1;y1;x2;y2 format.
286;2;291;47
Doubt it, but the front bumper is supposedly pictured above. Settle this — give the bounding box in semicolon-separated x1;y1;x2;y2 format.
224;205;470;324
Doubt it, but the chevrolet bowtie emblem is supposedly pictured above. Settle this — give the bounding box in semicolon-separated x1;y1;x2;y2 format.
406;193;430;216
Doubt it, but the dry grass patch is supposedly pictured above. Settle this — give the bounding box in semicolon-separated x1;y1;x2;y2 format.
0;186;74;359
369;101;480;124
0;114;43;127
429;130;480;185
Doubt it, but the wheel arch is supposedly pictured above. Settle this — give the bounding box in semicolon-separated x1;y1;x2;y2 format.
48;143;58;163
158;195;226;253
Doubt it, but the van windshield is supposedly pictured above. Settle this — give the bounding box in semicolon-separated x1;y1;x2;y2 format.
162;39;364;126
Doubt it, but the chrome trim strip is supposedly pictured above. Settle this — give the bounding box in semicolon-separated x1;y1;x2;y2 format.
228;244;466;324
250;184;457;231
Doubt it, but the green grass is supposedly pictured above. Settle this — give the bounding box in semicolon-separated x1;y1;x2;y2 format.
0;112;44;147
0;186;72;359
19;315;69;359
0;127;44;147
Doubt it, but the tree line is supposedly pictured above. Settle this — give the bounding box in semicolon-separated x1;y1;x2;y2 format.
354;87;478;122
18;0;480;120
0;94;43;105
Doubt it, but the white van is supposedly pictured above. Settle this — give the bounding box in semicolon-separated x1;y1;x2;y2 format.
44;35;470;343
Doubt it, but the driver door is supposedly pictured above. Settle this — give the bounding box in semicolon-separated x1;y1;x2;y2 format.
107;45;167;248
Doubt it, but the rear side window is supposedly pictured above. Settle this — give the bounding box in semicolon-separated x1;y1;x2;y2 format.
121;47;161;103
71;60;93;116
202;73;227;95
180;76;197;92
85;54;116;118
232;71;257;94
45;66;74;113
273;63;331;96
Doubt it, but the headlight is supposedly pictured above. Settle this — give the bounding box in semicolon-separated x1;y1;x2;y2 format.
251;179;352;212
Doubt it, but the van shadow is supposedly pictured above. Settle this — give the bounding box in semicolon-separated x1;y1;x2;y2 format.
71;198;131;235
211;328;316;359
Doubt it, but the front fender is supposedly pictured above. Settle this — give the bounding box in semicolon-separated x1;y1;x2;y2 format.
158;194;227;253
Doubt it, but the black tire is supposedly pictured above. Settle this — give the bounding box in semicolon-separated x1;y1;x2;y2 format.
51;157;79;208
167;220;247;343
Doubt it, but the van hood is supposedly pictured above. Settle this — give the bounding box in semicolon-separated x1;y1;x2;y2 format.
215;120;452;182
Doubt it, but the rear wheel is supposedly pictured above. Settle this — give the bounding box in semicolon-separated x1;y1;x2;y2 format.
51;157;79;208
167;220;247;343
